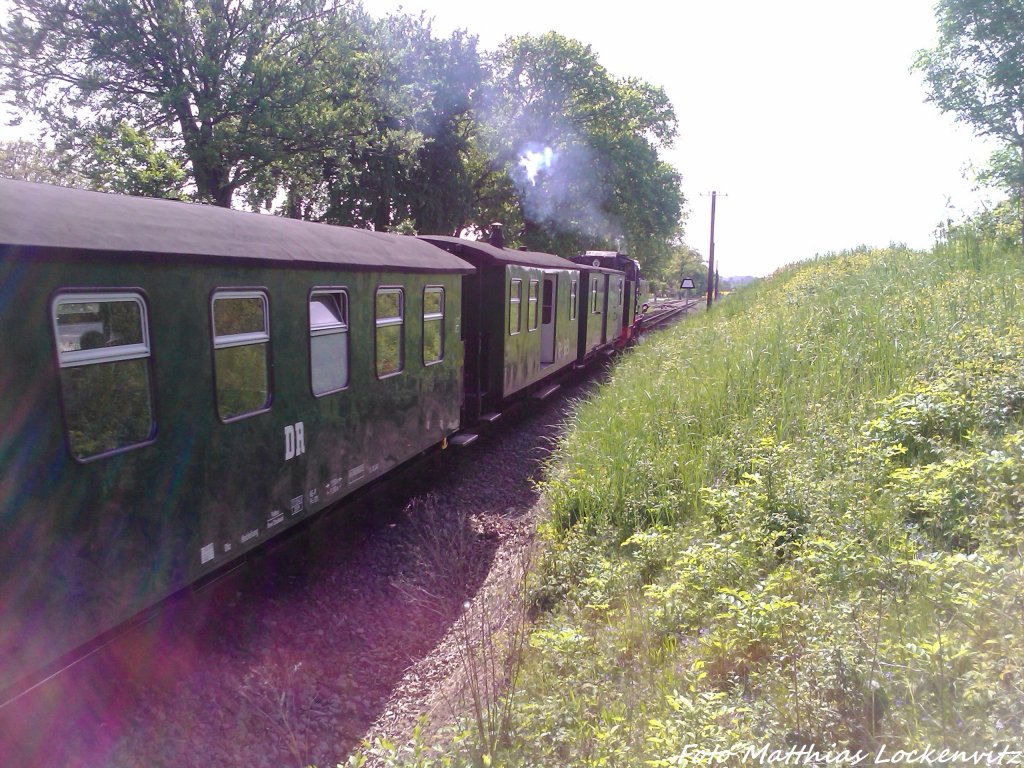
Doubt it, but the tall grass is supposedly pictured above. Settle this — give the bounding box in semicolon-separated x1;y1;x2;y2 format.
545;239;1022;536
502;231;1024;764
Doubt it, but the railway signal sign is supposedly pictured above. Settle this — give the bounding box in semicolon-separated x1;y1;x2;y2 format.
680;278;695;289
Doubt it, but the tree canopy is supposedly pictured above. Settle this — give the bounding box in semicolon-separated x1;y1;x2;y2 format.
1;0;361;207
1;4;686;276
916;0;1024;243
0;138;80;186
479;33;684;275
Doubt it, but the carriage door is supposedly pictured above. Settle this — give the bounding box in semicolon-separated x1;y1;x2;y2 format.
599;275;609;345
540;275;557;365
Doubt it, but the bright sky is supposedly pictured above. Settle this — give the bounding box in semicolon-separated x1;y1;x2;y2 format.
0;0;1000;277
359;0;998;277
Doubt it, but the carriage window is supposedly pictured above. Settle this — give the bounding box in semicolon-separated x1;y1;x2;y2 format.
570;279;578;320
509;279;522;335
376;288;404;377
212;291;270;421
52;293;154;460
310;290;349;395
528;280;540;331
591;276;601;314
423;287;444;365
542;280;554;325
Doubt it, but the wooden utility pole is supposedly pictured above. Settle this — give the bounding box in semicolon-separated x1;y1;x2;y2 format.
706;190;717;309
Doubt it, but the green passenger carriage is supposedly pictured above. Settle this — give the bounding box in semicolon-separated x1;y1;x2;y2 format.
0;179;472;693
572;250;643;350
420;231;582;424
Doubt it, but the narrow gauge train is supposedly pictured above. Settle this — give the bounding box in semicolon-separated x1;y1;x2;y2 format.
570;250;652;348
0;178;644;697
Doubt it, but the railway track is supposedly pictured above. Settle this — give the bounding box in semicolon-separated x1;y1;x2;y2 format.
640;297;703;331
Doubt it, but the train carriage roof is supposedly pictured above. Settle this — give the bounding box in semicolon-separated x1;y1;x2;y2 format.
0;179;474;274
418;235;582;271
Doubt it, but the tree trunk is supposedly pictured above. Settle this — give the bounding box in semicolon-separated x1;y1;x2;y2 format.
285;186;304;220
175;105;235;208
372;196;391;232
215;183;234;208
194;164;234;208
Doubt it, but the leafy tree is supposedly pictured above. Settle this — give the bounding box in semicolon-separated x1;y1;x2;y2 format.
0;0;364;207
666;243;708;297
243;11;483;233
82;121;187;198
0;138;81;185
480;33;684;272
0;123;185;198
915;0;1024;245
402;22;483;235
311;10;435;231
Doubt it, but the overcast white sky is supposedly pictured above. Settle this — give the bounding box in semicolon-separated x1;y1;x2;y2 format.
1;0;1000;276
359;0;998;276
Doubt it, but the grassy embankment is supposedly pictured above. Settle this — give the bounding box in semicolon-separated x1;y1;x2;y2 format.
358;230;1024;766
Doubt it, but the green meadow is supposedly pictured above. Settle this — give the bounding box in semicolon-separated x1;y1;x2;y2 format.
357;225;1024;767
